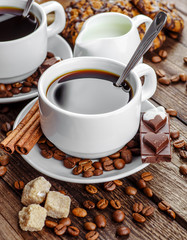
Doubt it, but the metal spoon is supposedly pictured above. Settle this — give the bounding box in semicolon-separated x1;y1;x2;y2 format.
22;0;34;18
115;11;167;88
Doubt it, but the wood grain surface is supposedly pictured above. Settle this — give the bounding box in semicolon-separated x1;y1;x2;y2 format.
0;0;186;239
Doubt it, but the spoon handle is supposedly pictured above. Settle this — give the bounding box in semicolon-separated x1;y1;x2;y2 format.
115;12;167;87
22;0;34;18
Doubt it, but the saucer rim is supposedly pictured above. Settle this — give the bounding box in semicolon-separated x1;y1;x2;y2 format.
14;98;152;184
0;34;73;104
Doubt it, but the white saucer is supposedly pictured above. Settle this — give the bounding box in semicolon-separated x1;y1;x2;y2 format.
0;35;73;104
14;98;154;183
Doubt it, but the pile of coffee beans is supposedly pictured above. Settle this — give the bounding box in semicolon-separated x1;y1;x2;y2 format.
136;172;154;198
0;52;61;98
132;202;154;223
158;200;176;219
38;134;140;178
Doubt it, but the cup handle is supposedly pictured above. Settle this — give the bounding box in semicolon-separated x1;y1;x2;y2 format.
133;63;157;102
132;14;152;32
41;1;66;38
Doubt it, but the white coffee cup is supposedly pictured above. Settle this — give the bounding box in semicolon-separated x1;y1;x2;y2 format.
74;12;152;64
38;57;157;159
0;0;66;83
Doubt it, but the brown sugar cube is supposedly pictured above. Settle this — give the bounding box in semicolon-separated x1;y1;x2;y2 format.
19;204;47;231
21;176;51;206
44;191;71;218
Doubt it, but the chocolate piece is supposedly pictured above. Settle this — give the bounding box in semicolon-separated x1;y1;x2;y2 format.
143;132;169;154
144;115;167;132
140;111;171;163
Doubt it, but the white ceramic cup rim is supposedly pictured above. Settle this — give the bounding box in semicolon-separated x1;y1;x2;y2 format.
38;57;142;119
0;0;46;44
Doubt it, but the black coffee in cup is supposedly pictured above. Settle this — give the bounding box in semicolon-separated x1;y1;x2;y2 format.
0;7;39;41
47;69;133;114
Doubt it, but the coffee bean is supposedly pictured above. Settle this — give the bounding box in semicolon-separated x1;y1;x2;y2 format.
38;143;49;150
73;165;83;175
179;164;187;176
137;179;147;189
93;169;103;176
46;139;54;147
97;199;108;210
158;49;167;58
103;159;114;171
171;75;180;83
12;82;22;88
125;186;137;196
67;226;80;236
116;226;130;236
114;158;125;169
156;69;166;77
143;187;153;197
158;77;170;85
59;217;71;226
112;210;125;223
142;206;154;216
23;81;32;87
53;149;66;160
158;200;170;211
83;200;95;210
83;170;94;178
133;202;143;213
85;231;99;240
113;179;123;186
167;209;176;219
130;148;141;156
170;130;180;140
14;180;24;190
45;220;58;228
179;73;187;82
92;161;103;170
84;222;96;231
41;149;53;159
11;87;20;94
100;156;110;163
21;86;31;93
79;159;92;166
0;166;7;176
173;139;185;148
86;185;98;194
110;199;121;209
183;57;187;63
72;207;87;217
0;154;10;166
179;150;187;159
166;108;177;116
54;224;67;236
7;92;13;97
132;213;146;223
95;214;106;228
83;164;95;172
104;181;116;192
1;122;11;132
0;84;6;92
121;149;132;163
141;172;153;181
151;55;162;63
127;139;139;148
109;152;120;159
63;157;76;168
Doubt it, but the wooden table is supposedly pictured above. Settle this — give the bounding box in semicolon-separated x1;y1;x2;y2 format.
0;0;186;239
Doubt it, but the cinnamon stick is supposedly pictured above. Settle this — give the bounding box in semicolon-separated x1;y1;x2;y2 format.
0;100;39;154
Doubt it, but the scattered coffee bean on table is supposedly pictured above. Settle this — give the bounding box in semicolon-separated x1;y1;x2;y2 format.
158;49;167;58
116;226;130;236
179;164;187;176
67;226;80;236
158;77;171;85
133;202;143;213
86;185;98;194
125;186;137;196
112;210;125;223
166;108;177;116
158;200;170;211
85;230;99;240
45;220;58;228
173;139;185;148
142;206;155;216
94;214;106;228
143;187;153;197
54;224;67;236
59;217;71;226
113;179;123;186
171;75;180;83
14;180;24;190
97;199;108;210
179;150;187;159
151;55;162;63
84;222;96;231
1;122;11;133
137;179;147;189
0;154;10;165
110;199;121;209
72;208;87;217
83;200;95;209
179;73;187;82
166;209;176;219
132;213;146;223
170;130;180;140
0;166;7;176
104;181;116;192
156;69;166;77
141;172;153;181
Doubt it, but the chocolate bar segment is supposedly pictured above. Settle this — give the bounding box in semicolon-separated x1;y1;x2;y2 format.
140;109;171;163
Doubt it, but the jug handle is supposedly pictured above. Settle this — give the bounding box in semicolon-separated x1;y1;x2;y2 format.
132;14;152;33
